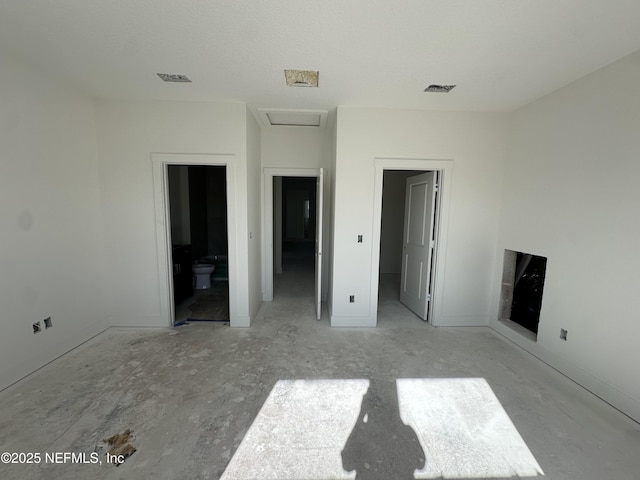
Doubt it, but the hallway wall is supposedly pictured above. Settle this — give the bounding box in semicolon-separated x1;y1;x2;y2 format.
246;110;262;321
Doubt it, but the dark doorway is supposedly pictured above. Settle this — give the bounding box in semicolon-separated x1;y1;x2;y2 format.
167;165;229;325
188;165;228;261
280;177;316;271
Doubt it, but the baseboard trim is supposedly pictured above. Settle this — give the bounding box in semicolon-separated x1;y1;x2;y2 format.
434;314;490;327
330;315;376;327
491;319;640;423
109;315;168;327
0;318;109;393
231;314;251;328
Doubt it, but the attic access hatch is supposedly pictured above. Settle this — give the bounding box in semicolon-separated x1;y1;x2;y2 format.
257;108;328;128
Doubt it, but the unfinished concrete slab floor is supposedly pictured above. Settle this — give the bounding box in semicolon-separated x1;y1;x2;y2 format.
1;271;639;479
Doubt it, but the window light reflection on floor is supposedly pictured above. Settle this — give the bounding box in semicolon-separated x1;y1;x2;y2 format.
220;378;544;479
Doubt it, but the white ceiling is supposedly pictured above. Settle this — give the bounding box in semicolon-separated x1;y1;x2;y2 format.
1;1;640;113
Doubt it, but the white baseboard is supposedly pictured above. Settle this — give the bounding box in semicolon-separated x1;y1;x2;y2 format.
109;314;170;327
330;314;376;327
0;317;109;392
491;319;640;423
231;314;251;328
434;314;490;327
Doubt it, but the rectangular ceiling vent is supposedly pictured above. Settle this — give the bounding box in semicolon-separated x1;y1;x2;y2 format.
424;84;456;93
257;108;328;128
157;73;192;83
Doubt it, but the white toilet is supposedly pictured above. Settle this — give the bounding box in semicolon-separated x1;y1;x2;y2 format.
192;264;215;289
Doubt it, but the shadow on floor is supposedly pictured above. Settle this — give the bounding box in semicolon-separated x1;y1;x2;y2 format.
342;379;425;479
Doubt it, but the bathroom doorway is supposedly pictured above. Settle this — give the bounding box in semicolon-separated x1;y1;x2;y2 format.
167;165;230;326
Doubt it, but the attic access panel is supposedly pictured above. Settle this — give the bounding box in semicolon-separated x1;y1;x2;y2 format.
256;108;328;128
500;250;547;337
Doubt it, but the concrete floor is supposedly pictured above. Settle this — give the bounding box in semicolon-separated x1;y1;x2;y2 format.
1;271;639;479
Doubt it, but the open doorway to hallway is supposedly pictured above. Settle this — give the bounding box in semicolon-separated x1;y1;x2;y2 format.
167;165;230;326
377;170;440;327
264;168;324;320
273;177;316;274
274;176;316;298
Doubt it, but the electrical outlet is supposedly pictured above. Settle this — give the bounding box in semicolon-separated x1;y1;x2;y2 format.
33;322;41;334
44;317;52;329
349;295;355;303
357;235;363;243
560;328;568;341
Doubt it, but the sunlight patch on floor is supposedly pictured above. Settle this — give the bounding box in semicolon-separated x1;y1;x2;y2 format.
221;378;543;479
398;378;544;479
221;379;367;480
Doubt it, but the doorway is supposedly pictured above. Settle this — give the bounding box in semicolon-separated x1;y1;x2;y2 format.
371;158;453;327
263;168;324;319
377;170;439;325
167;165;230;326
279;177;317;273
152;153;245;327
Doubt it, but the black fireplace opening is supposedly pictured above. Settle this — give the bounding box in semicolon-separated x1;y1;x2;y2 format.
500;250;547;336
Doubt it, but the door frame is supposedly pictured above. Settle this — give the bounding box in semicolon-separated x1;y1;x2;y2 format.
262;167;324;302
371;158;453;326
152;153;245;327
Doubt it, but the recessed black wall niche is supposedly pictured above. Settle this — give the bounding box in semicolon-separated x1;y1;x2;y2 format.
500;249;547;337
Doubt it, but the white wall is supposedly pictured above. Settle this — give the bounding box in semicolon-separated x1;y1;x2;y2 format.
328;119;338;317
95;100;253;326
379;171;413;274
0;50;107;390
261;127;332;300
332;107;507;326
261;128;330;169
246;109;262;321
491;50;640;422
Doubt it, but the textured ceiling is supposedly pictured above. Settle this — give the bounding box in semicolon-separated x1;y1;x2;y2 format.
1;1;640;112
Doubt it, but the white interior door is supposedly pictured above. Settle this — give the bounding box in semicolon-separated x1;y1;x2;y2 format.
315;169;324;320
400;172;437;320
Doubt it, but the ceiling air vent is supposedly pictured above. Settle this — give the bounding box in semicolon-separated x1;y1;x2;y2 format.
157;73;192;83
284;70;319;87
424;84;456;93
